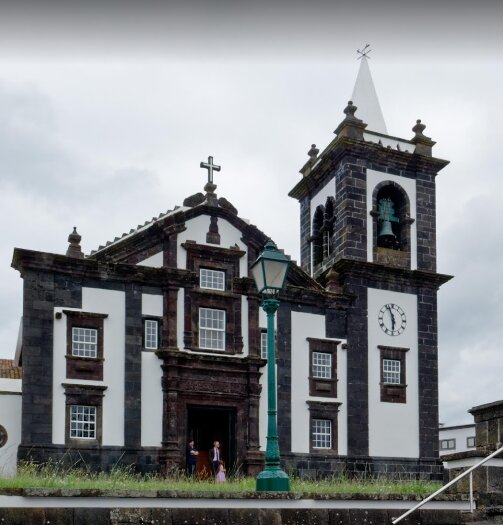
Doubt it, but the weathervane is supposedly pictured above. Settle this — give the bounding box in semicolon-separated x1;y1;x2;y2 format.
357;44;372;59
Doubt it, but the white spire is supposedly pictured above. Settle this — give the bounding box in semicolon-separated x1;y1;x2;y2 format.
350;56;387;135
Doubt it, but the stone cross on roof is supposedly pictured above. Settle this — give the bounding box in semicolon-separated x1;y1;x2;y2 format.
200;156;221;184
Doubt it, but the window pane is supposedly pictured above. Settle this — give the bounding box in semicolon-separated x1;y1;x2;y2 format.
312;352;332;379
261;331;268;360
312;419;332;449
199;308;225;350
145;319;158;349
70;405;96;439
200;269;225;291
72;327;98;358
383;359;401;384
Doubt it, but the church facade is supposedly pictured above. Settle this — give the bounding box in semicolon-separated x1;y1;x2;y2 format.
10;58;450;479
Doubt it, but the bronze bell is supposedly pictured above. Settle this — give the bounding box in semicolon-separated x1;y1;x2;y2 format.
378;219;396;243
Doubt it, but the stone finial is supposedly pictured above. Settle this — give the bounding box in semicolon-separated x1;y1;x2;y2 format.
334;101;367;139
66;227;84;259
411;119;436;157
308;144;319;160
325;268;343;293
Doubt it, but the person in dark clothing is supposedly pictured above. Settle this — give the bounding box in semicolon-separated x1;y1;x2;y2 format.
209;440;221;475
186;440;199;477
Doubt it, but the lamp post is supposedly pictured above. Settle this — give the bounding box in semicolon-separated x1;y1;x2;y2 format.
251;239;291;492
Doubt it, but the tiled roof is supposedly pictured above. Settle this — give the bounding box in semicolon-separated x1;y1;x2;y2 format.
0;359;22;379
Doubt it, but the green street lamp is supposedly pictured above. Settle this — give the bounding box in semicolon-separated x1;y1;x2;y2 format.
251;239;291;492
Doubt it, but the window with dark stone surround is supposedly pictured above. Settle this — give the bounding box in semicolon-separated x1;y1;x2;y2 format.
63;383;107;445
143;317;162;350
378;345;408;403
308;338;339;397
63;310;108;381
182;242;245;355
307;400;341;453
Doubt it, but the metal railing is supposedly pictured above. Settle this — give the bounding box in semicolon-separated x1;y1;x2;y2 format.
391;444;503;524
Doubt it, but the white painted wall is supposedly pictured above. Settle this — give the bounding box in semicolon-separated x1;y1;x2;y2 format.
137;252;163;268
363;132;414;154
290;311;346;455
52;287;126;446
366;168;417;269
141;294;163;317
439;425;476;456
177;215;248;276
140;292;164;446
141;352;163;446
0;379;22;477
368;288;419;458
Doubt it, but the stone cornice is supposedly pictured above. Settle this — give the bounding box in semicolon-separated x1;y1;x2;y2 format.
289;136;450;201
11;248;194;287
332;258;453;289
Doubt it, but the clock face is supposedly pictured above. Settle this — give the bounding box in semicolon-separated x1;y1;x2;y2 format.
378;303;406;336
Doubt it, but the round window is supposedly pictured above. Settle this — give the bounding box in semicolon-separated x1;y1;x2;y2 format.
0;425;8;448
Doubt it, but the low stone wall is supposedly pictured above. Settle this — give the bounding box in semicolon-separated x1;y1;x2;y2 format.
0;507;468;525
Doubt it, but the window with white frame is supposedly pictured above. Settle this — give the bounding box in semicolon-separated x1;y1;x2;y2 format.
72;327;98;358
439;438;456;450
382;359;401;384
261;330;268;359
312;352;332;379
144;319;159;350
312;419;332;449
70;405;96;439
200;269;225;291
199;308;225;350
467;436;476;448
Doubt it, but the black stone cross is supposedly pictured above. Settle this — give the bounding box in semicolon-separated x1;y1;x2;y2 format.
200;156;221;184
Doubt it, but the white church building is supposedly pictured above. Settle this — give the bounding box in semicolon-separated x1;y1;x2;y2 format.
3;57;451;479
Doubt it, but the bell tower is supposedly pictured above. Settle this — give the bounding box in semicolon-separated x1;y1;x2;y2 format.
289;54;451;471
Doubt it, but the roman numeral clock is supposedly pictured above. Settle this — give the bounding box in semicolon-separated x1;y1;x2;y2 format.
378;303;407;336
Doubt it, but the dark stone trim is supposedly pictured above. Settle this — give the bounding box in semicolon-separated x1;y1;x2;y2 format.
308;339;339;398
277;302;292;454
64;311;106;381
124;284;142;448
307;401;341;453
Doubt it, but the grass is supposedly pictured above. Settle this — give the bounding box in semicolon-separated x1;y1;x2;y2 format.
0;461;441;495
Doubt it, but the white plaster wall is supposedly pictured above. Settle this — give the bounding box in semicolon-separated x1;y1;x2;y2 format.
366;168;417;269
290;311;347;455
141;352;163;446
52;287;126;446
0;380;22;477
241;296;249;357
177;215;248;276
439;425;476;456
137;252;163;268
142;294;163;317
368;288;419;458
363;132;414;153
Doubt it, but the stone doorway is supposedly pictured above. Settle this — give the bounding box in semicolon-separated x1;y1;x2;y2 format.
187;405;237;477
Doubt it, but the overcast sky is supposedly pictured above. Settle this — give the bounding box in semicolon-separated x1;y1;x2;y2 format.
0;1;502;426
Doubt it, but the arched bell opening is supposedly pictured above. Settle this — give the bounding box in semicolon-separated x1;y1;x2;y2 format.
371;182;413;269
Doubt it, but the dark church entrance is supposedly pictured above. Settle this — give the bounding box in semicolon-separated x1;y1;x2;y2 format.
187;405;237;477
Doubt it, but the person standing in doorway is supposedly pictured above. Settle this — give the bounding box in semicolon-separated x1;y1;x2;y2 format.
209;441;221;475
186;440;199;478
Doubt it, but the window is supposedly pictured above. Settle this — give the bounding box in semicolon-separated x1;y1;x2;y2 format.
70;405;96;440
199;308;225;350
312;419;332;449
378;345;408;404
383;359;401;384
261;330;268;360
63;310;107;381
144;319;159;350
312;352;332;379
308;338;339;397
72;327;98;358
200;268;225;291
439;438;456;451
467;436;476;448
